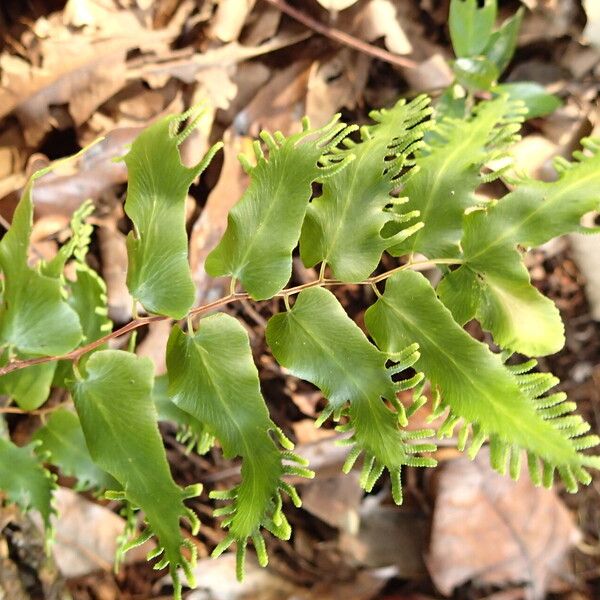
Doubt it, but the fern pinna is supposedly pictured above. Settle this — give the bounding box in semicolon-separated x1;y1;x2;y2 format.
1;87;600;598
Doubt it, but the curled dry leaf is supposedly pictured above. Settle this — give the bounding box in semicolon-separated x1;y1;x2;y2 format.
427;450;580;597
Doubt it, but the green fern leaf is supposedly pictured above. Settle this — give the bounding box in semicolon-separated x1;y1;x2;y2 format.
266;287;436;505
0;356;56;411
124;106;222;318
365;270;599;488
0;171;82;355
205;117;355;299
71;350;201;598
33;409;117;491
67;264;112;346
41;200;95;278
387;96;525;259
299;95;431;281
153;375;214;455
449;0;496;57
0;437;56;535
443;137;600;355
167;314;312;579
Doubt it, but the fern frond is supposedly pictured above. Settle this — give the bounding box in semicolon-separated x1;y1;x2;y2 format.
33;409;117;492
71;351;202;600
206;115;356;300
443;137;600;356
0;438;57;546
387;95;526;259
366;270;600;490
124;105;222;319
41;199;95;279
300;94;433;282
167;314;312;580
434;357;600;491
266;287;436;506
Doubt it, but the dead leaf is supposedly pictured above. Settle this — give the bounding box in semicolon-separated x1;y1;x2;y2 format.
237;60;312;135
402;53;453;91
508;135;558;181
97;223;132;323
569;214;600;322
427;450;580;597
31;126;138;217
583;0;600;47
182;554;304;600
340;496;428;577
211;0;256;43
306;49;370;126
353;0;413;55
0;2;183;145
301;472;363;532
46;487;152;578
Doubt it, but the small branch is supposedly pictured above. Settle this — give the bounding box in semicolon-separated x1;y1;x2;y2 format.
262;0;417;70
0;259;462;378
0;403;68;416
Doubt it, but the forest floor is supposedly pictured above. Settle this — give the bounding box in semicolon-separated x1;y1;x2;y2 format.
0;1;600;599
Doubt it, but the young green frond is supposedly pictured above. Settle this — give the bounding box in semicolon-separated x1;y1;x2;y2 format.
71;351;201;598
300;94;433;281
387;95;526;259
205;116;356;299
124;105;223;318
33;409;117;492
167;313;312;579
0;438;57;542
266;287;436;505
365;270;599;488
441;137;600;356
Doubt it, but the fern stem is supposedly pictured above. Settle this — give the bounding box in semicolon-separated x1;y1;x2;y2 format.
0;258;464;379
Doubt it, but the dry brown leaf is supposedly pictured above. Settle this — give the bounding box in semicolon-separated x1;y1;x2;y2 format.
47;487;152;578
353;0;413;55
583;0;600;47
184;554;304;600
402;53;453;92
238;60;312;135
190;131;250;303
508;135;558;181
340;499;428;577
242;2;282;46
301;472;363;532
0;3;181;145
306;49;370;126
569;212;600;322
97;223;132;323
427;450;580;597
31;127;138;217
292;418;337;444
211;0;256;42
519;0;579;44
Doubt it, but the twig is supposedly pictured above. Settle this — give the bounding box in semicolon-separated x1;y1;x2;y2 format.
262;0;418;70
0;258;461;378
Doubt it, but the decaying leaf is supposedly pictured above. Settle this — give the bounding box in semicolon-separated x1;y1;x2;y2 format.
583;0;600;47
428;451;580;597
